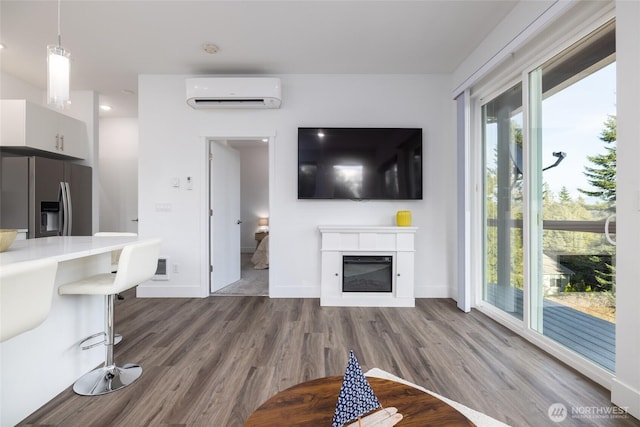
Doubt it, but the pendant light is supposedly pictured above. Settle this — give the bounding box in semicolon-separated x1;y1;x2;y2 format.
47;0;70;108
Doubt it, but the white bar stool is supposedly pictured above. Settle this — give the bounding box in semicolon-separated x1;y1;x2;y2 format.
77;232;138;349
94;232;138;272
1;258;58;343
58;238;161;396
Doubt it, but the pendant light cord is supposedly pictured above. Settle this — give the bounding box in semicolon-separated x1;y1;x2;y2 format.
57;0;62;47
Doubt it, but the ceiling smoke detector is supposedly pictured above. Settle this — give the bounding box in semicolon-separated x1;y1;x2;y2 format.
202;43;220;54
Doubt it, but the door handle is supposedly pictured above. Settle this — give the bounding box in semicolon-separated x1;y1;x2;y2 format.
132;218;139;222
237;220;243;224
605;214;616;246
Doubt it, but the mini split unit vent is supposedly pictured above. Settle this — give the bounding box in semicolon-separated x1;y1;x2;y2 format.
186;77;282;109
152;257;169;281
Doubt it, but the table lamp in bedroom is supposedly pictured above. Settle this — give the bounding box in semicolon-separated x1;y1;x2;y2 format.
258;217;269;233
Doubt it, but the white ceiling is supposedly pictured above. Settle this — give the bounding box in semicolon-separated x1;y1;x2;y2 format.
0;0;518;117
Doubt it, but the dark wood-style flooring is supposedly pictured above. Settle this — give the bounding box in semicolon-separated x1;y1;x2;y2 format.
19;292;640;426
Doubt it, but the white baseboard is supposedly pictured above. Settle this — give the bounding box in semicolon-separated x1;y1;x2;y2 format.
414;285;453;298
611;378;640;420
268;286;319;298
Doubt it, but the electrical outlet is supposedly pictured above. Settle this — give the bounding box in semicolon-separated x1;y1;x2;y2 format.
173;264;179;274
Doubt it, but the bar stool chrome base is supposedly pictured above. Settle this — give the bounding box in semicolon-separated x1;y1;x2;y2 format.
73;363;142;396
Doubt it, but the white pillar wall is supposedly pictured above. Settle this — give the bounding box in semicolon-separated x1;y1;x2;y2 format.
611;0;640;419
99;118;139;233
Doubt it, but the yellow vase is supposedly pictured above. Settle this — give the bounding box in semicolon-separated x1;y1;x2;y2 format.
396;210;412;226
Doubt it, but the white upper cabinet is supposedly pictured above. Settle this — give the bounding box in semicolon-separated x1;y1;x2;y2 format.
0;100;88;159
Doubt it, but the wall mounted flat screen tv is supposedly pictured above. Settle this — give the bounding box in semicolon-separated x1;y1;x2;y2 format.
298;127;423;200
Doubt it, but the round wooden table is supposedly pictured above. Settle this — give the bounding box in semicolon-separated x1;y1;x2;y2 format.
244;376;475;426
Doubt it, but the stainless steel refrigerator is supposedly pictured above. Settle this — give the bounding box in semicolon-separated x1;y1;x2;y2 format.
0;155;92;238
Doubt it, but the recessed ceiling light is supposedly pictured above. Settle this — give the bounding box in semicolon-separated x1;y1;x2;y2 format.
261;138;268;142
202;43;220;54
317;132;325;138
99;105;112;111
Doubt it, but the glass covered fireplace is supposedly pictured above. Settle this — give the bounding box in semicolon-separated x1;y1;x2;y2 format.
342;255;392;293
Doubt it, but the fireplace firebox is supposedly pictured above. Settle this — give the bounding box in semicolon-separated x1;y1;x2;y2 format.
342;255;392;293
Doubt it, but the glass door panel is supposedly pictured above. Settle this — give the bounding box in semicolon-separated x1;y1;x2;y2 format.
482;83;524;320
529;22;616;371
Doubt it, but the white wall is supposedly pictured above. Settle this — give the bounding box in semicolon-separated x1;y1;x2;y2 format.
137;74;455;299
239;145;269;253
99;117;139;233
612;0;640;419
0;72;43;103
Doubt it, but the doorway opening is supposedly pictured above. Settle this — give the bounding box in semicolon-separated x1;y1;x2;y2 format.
209;138;270;296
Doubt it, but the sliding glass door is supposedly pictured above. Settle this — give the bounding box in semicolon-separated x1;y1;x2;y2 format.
482;83;524;320
481;21;617;371
529;22;617;371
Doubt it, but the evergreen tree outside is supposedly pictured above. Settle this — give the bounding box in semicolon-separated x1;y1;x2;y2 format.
559;186;572;203
575;115;617;295
578;115;616;208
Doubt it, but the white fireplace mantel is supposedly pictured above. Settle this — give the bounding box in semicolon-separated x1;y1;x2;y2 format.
319;225;417;307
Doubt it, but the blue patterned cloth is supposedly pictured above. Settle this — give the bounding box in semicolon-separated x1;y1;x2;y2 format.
332;350;382;427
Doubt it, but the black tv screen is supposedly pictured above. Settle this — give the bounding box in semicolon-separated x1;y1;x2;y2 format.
298;127;423;200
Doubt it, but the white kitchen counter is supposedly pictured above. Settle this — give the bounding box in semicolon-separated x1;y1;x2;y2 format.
0;236;157;426
0;235;140;265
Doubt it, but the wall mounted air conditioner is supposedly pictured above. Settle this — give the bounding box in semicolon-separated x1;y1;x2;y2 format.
186;77;282;109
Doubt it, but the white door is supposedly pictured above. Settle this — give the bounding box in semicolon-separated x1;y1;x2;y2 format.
210;140;241;292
